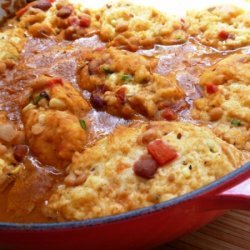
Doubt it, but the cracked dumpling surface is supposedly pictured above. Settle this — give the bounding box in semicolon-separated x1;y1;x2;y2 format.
199;54;250;86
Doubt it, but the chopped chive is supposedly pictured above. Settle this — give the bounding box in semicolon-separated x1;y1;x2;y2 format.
121;74;133;82
80;119;87;130
33;95;43;105
175;35;182;40
103;66;114;74
231;119;241;127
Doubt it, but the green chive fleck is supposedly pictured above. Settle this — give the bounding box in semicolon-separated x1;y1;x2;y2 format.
175;35;182;40
103;66;114;74
121;74;133;82
80;119;87;130
33;95;43;105
33;91;50;105
231;119;241;127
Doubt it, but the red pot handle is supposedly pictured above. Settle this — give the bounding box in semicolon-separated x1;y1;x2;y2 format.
214;178;250;210
200;166;250;211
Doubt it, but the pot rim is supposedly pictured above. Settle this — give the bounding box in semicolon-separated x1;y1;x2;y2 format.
0;161;249;231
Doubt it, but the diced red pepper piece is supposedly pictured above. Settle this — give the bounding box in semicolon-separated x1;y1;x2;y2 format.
147;139;178;166
16;6;29;17
206;83;218;94
218;30;229;40
161;108;177;121
46;78;63;88
79;14;91;28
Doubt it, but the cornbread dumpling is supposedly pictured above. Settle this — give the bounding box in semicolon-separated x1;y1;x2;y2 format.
99;1;188;50
44;121;247;221
200;54;250;86
187;5;250;50
192;83;250;151
22;76;90;167
79;48;184;118
18;0;100;40
0;26;26;61
192;53;250;151
22;108;88;168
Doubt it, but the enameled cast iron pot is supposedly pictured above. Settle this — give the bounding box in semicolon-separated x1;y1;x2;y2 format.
0;162;249;250
0;1;249;249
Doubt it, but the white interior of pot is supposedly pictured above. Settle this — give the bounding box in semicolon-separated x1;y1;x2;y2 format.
74;0;250;15
1;0;250;21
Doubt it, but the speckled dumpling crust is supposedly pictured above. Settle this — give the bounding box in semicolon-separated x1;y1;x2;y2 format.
0;21;26;75
192;54;250;151
187;5;250;50
0;26;26;61
192;84;250;151
22;76;90;168
99;1;188;51
44;121;248;221
78;48;184;118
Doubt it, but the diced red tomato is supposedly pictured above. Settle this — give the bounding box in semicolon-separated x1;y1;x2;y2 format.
206;83;218;94
218;30;229;40
147;139;178;166
161;108;177;121
46;78;63;88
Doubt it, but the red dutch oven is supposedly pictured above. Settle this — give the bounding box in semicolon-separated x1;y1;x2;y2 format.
0;162;249;250
0;1;249;249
